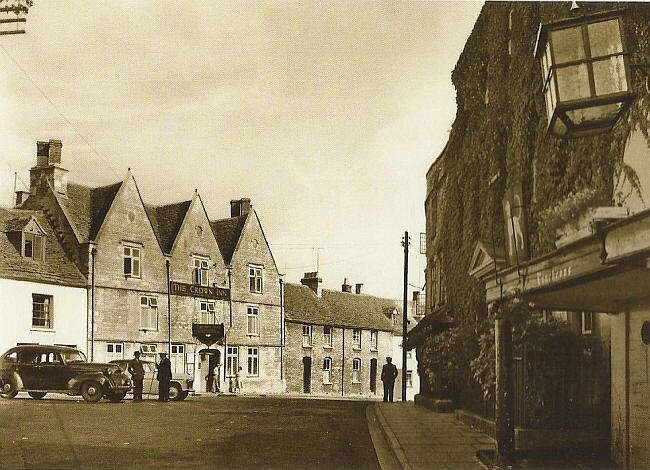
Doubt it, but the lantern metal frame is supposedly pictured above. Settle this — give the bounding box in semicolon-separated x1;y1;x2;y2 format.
534;8;635;138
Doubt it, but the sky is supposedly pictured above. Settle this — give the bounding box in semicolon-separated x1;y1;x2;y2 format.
0;1;483;299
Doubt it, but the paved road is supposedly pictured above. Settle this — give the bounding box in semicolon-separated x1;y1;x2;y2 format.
0;394;381;470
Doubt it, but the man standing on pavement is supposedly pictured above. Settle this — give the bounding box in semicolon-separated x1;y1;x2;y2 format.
381;356;398;403
157;352;172;402
128;351;145;401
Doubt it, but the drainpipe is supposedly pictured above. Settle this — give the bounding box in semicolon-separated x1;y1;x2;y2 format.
341;328;345;397
227;267;233;327
279;278;284;380
90;247;97;361
166;259;171;353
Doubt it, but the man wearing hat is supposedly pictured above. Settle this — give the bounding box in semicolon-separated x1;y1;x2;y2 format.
128;351;146;401
381;356;398;403
156;352;172;402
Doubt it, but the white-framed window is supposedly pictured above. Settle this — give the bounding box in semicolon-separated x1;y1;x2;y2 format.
140;296;158;330
302;325;312;347
140;344;157;355
352;329;361;350
352;358;361;383
392;311;398;326
247;306;259;336
193;256;209;286
406;350;412;359
106;343;123;361
170;344;185;374
406;370;413;388
249;265;263;293
323;357;332;384
370;330;378;350
323;326;333;348
247;347;259;376
32;294;53;329
199;300;215;324
226;346;239;377
582;312;594;335
24;233;44;260
123;244;141;278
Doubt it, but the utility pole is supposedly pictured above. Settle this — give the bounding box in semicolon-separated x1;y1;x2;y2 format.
401;231;410;402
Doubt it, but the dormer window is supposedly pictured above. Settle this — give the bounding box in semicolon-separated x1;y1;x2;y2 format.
24;233;44;260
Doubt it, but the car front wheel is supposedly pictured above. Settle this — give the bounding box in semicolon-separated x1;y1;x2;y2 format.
28;391;47;399
80;381;104;403
168;383;183;401
1;381;18;399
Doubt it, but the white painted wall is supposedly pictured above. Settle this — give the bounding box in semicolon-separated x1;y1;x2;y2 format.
392;335;420;401
0;278;87;355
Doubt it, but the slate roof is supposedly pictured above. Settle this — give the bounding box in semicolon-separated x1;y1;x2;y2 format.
283;283;399;332
144;200;192;254
53;182;122;242
210;215;247;265
0;208;86;287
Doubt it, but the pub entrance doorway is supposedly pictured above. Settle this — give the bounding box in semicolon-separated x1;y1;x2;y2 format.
199;349;221;393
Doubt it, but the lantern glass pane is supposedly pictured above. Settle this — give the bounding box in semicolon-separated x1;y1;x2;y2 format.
588;20;623;57
566;102;622;125
593;56;627;96
556;63;590;101
545;88;554;121
551;27;585;64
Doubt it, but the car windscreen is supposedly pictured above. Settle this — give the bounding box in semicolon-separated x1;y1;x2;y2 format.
61;350;87;363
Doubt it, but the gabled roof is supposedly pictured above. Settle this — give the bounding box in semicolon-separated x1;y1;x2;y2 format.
468;239;506;280
210;214;247;265
283;283;398;332
0;208;86;287
55;182;122;242
145;200;192;254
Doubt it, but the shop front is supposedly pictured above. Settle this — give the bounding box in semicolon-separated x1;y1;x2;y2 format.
483;209;650;469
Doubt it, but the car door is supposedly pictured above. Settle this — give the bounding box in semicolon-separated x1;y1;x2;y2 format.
39;352;68;390
16;349;40;389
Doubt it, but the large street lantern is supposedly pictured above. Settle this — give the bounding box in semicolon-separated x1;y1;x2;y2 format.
534;9;634;138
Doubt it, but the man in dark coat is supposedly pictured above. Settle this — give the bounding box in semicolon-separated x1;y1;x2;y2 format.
381;356;398;403
128;351;145;401
157;352;172;402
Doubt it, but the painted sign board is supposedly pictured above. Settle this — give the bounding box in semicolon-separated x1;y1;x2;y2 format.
502;184;529;266
169;281;229;300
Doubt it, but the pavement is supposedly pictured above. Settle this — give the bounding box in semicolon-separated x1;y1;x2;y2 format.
369;402;493;470
368;402;617;470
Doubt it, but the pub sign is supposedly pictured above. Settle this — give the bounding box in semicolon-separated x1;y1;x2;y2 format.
169;281;230;300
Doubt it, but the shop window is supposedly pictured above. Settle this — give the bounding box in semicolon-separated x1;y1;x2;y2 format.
32;294;53;329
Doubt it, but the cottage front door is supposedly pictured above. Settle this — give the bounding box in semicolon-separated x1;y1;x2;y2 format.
302;356;311;393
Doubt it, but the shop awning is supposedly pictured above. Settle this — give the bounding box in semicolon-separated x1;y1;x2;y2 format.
403;306;455;350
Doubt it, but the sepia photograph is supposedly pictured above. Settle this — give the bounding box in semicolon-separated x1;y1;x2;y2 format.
0;1;649;469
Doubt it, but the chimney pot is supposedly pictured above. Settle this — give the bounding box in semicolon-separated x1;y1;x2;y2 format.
14;190;30;208
31;139;68;196
230;198;251;217
355;283;363;294
342;278;352;293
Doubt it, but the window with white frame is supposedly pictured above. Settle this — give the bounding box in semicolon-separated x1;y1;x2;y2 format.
249;265;263;293
352;358;361;383
24;233;44;261
106;343;123;361
323;326;333;348
323;357;332;384
302;325;312;347
226;346;239;376
370;330;378;350
406;370;413;388
352;329;361;350
199;300;215;324
32;294;53;329
582;312;594;335
193;256;209;286
123;244;141;277
406;350;412;359
247;306;259;336
140;296;158;330
247;347;259;376
170;344;185;374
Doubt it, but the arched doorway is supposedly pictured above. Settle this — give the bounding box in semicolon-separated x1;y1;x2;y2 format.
302;356;312;393
199;348;221;393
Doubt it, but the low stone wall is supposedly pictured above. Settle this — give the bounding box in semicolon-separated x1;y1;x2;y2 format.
414;394;454;413
454;409;608;453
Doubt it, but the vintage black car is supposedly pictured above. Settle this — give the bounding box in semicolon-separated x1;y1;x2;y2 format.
0;345;131;403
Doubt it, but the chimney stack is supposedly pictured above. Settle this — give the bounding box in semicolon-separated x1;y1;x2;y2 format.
14;190;30;208
230;198;251;217
301;272;322;297
30;139;68;196
342;278;352;293
355;283;363;295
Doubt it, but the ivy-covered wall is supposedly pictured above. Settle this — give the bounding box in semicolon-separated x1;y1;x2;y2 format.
422;1;650;415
